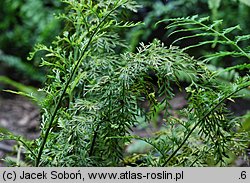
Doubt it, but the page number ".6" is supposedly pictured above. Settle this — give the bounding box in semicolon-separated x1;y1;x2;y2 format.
239;171;247;180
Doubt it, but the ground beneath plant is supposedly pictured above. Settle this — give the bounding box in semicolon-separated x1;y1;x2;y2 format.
0;92;249;166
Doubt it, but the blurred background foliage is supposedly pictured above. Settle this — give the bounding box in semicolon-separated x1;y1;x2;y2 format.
0;0;62;87
1;0;249;90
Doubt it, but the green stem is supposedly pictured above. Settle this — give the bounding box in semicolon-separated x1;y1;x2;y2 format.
1;137;37;160
89;119;100;157
198;21;250;60
162;83;249;166
35;1;123;167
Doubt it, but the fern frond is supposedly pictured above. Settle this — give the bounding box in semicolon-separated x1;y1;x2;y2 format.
161;16;250;60
204;51;246;61
235;34;250;43
161;75;250;166
0;132;37;159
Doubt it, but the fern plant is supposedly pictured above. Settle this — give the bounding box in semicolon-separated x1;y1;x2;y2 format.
0;0;249;167
147;15;250;166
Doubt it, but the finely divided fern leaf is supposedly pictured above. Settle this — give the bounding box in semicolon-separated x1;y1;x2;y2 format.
161;15;250;60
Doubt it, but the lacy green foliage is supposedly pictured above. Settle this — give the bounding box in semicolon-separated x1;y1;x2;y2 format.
28;0;143;166
127;0;250;61
160;15;250;81
0;130;36;163
29;0;208;165
142;15;250;166
138;76;250;166
164;16;250;59
127;0;207;51
1;0;249;167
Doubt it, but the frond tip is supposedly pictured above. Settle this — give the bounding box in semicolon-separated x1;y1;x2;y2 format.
160;16;250;60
